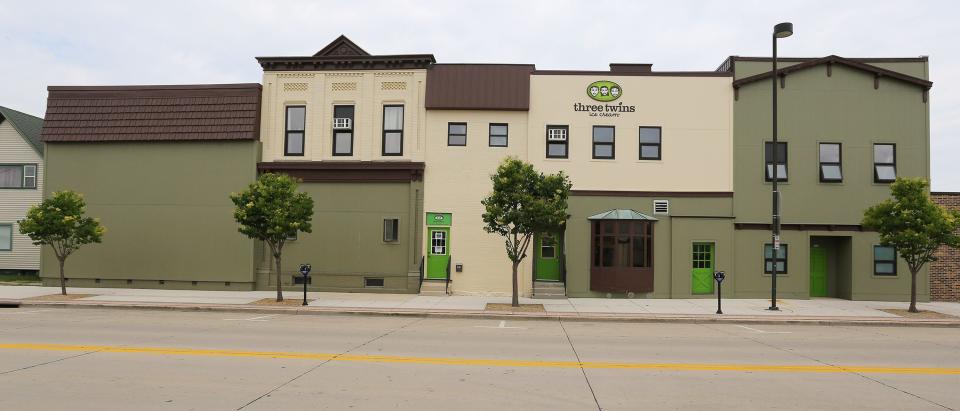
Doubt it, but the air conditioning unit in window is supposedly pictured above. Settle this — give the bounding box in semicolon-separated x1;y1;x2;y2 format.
653;199;669;215
333;118;352;130
547;129;567;141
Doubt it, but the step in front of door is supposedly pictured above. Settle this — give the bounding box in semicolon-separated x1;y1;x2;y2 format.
419;280;450;296
533;282;566;299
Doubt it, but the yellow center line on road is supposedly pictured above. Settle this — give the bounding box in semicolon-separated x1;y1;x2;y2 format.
2;343;958;375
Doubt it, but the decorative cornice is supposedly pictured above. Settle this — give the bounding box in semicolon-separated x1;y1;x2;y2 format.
256;55;436;72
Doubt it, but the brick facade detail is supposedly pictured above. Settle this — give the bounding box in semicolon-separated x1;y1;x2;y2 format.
931;192;960;302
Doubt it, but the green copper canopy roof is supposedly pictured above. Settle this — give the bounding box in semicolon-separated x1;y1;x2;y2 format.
587;209;658;221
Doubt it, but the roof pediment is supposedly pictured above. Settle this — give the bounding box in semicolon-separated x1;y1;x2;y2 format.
255;35;435;72
0;105;44;154
314;35;370;57
732;55;932;90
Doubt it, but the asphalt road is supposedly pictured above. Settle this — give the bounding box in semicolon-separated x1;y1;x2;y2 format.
1;307;958;410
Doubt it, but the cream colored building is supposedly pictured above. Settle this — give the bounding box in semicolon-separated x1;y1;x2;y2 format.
0;106;44;273
422;64;733;297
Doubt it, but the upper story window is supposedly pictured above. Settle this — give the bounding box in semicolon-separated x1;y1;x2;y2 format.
592;126;615;159
639;126;662;160
284;106;306;156
764;141;788;182
333;105;355;156
382;105;404;156
489;123;508;147
874;144;896;183
546;125;569;159
819;143;842;182
448;122;467;146
0;164;37;189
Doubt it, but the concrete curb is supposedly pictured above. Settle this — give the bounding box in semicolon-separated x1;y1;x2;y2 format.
15;300;960;328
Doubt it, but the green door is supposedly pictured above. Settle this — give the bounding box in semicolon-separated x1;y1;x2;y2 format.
810;247;828;297
535;234;561;281
691;242;715;294
427;227;450;279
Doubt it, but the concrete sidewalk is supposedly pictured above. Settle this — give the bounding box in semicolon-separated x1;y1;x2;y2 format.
2;285;959;326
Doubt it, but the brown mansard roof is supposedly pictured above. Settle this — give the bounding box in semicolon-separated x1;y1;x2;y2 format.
426;64;536;111
41;84;262;142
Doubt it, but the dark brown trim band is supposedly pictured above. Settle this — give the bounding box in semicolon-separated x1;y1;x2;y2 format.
727;56;928;63
571;190;733;198
734;223;872;232
534;70;732;77
257;161;425;183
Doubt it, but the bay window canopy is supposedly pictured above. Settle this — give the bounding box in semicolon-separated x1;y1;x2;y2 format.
587;209;658;221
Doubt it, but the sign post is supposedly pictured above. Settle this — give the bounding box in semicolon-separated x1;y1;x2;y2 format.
298;263;311;306
714;271;726;315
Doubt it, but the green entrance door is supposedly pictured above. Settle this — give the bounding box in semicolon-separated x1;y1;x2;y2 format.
810;247;828;297
535;234;561;281
691;242;715;294
427;227;450;279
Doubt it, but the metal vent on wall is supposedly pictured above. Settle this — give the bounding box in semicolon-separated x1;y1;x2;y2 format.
653;200;669;215
365;278;385;288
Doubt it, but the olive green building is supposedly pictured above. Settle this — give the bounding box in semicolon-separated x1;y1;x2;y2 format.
722;55;932;301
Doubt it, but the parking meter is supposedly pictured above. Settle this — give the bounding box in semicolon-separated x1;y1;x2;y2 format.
714;271;726;314
299;264;312;306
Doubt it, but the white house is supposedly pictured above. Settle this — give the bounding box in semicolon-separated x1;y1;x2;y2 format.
0;106;43;273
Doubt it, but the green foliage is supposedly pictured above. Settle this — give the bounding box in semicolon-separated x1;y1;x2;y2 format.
482;157;572;263
19;191;105;260
863;178;960;274
230;173;314;256
863;178;960;311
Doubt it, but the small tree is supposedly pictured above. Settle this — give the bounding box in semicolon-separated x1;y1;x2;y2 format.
482;157;571;307
19;191;105;295
231;173;314;302
863;178;960;312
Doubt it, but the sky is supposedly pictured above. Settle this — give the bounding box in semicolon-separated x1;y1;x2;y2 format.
1;0;956;190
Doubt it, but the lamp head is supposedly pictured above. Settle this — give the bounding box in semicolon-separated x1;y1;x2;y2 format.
774;22;794;38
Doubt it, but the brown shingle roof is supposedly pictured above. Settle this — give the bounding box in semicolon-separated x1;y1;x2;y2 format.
425;64;535;111
41;84;262;142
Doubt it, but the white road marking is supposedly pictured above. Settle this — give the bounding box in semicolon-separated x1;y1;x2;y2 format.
474;320;526;329
223;314;281;322
735;324;792;334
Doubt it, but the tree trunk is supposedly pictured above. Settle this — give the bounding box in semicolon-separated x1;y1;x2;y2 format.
58;257;67;295
909;267;919;313
275;254;284;302
511;260;520;307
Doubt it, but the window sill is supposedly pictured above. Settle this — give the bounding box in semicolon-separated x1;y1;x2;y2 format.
871;274;899;279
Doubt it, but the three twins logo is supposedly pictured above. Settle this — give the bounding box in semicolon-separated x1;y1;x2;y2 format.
587;80;622;102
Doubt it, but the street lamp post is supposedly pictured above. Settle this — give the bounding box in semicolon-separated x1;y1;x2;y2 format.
769;22;793;311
